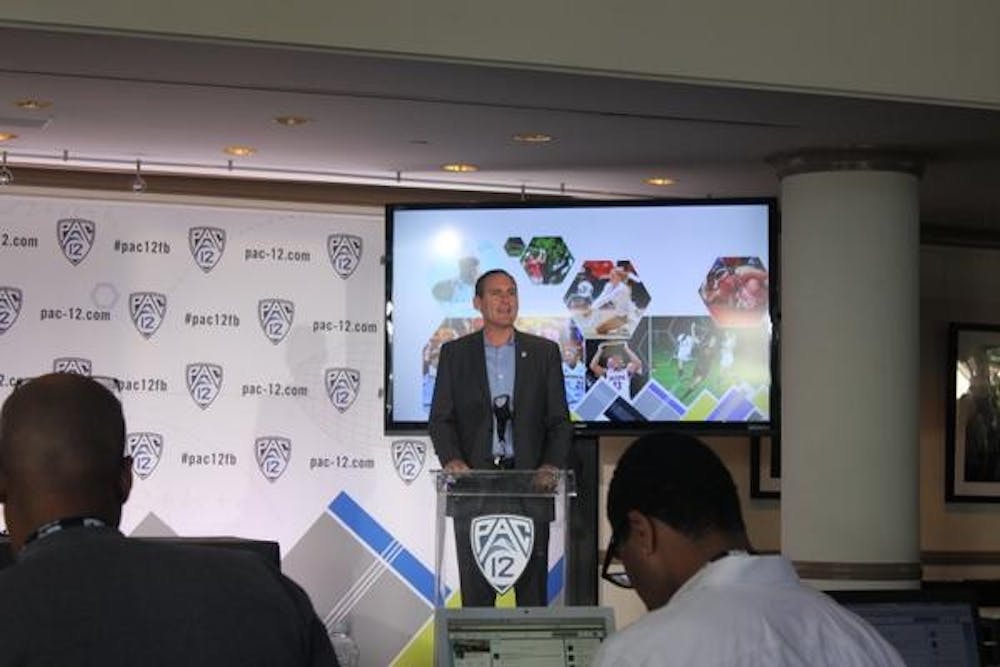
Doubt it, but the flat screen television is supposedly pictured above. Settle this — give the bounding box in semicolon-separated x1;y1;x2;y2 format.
384;198;778;435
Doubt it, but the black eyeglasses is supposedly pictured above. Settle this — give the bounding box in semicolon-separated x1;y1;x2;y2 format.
601;527;632;589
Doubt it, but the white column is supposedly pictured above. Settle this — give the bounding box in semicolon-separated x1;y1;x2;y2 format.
775;151;922;589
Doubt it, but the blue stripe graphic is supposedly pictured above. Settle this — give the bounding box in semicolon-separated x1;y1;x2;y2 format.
547;557;564;605
647;382;687;416
328;492;439;605
708;387;754;421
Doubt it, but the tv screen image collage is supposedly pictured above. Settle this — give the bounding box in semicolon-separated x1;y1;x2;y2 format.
389;201;774;430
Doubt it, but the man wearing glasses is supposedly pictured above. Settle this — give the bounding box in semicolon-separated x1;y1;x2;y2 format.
595;432;903;666
0;373;337;666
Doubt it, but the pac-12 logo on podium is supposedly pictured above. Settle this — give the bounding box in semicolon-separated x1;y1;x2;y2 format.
53;357;92;376
0;287;22;335
57;218;96;266
255;436;291;482
188;226;226;273
471;514;534;595
257;298;294;344
391;440;426;484
186;363;223;409
126;432;163;480
325;367;360;413
327;234;362;279
129;292;167;339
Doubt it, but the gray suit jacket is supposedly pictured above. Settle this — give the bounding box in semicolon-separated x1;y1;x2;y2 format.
0;526;337;666
429;329;572;470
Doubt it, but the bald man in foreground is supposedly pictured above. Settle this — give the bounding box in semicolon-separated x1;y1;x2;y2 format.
0;373;337;666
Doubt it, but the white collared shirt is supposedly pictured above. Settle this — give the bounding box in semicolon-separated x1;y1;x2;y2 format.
594;553;905;666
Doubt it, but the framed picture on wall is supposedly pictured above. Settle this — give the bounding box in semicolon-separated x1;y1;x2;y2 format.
750;434;780;499
946;323;1000;502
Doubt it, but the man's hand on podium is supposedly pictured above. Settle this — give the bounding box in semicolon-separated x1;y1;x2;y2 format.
443;459;470;473
532;463;560;492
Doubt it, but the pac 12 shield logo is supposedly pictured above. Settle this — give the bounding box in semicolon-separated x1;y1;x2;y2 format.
53;357;92;375
255;436;291;482
57;218;96;266
327;234;362;279
257;298;294;345
188;226;226;273
129;292;167;339
325;367;360;413
126;432;163;480
471;514;534;595
0;286;22;335
391;439;426;484
186;362;223;409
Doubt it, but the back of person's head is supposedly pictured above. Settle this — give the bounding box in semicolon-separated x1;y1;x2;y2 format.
607;432;745;540
0;373;128;544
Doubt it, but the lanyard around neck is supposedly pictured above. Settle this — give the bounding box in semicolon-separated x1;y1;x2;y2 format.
24;516;107;546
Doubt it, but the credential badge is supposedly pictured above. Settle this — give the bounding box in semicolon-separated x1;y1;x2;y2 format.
470;514;534;595
327;234;362;280
258;298;294;344
0;287;22;335
255;436;291;482
57;218;96;266
391;439;426;484
127;432;164;480
129;292;167;339
325;367;360;413
53;357;92;376
186;362;223;409
188;226;226;273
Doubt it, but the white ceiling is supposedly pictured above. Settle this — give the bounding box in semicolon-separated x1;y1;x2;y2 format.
1;26;998;229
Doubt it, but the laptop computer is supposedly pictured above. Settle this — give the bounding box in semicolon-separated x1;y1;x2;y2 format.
435;606;615;667
828;588;983;666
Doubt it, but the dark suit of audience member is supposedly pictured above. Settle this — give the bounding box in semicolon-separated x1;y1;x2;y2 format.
430;269;572;607
0;373;338;666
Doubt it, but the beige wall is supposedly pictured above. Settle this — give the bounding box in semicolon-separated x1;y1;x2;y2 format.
921;244;1000;580
3;1;999;108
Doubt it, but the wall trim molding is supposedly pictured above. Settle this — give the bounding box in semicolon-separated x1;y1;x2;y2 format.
599;551;1000;573
3;167;564;207
793;560;922;581
922;550;1000;566
921;226;1000;250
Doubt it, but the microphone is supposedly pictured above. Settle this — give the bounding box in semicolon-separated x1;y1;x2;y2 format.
493;394;511;443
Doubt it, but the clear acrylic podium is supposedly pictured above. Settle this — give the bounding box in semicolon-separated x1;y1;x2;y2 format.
433;469;576;608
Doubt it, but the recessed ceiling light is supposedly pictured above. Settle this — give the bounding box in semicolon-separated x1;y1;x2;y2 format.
223;145;257;157
513;132;553;143
14;99;52;110
644;177;676;186
0;133;18;142
274;115;311;127
442;163;478;173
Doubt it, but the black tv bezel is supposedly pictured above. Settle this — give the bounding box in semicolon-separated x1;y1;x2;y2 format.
383;197;780;437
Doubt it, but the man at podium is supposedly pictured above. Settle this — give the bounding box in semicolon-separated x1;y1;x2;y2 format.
429;268;572;606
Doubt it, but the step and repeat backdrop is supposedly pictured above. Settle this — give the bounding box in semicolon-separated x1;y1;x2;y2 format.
0;191;439;666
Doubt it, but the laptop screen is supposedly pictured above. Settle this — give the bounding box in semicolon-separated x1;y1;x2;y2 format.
828;589;982;667
436;606;615;667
